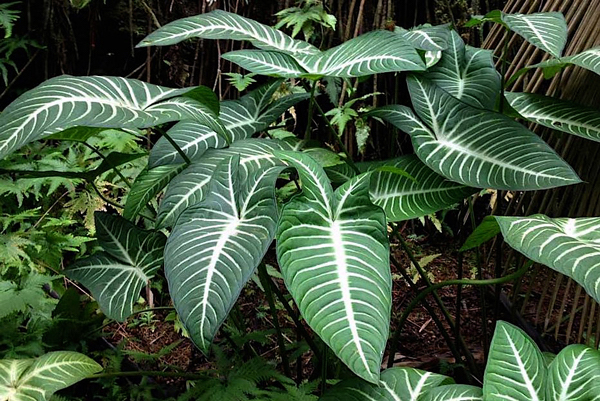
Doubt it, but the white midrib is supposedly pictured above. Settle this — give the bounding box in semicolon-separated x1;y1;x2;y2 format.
330;219;370;372
521;17;551;53
557;352;584;401
198;218;239;348
381;381;402;401
504;327;541;401
99;221;136;266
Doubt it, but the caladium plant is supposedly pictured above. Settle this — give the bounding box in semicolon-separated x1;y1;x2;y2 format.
1;6;600;399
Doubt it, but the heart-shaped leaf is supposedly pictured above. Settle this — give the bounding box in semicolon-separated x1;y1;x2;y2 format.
164;156;283;351
484;321;546;401
496;215;600;304
276;151;391;383
0;75;218;160
387;76;580;190
0;352;101;401
66;212;166;321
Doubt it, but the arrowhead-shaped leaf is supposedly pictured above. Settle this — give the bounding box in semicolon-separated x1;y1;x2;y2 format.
367;154;477;222
391;76;580;190
319;367;452;400
425;30;501;109
156;138;292;229
505;92;600;143
137;9;320;56
0;352;102;401
148;81;309;168
276;151;391;383
66;212;166;321
496;215;600;304
0;75;216;160
164;156;282;351
502;12;567;58
395;24;451;51
546;344;600;401
484;321;546;401
224;31;426;78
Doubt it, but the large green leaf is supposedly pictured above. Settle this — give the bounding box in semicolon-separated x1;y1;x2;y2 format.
148;81;309;168
484;321;546;401
319;367;452;400
164;156;282;351
148;121;226;168
276;151;390;384
496;215;600;304
137;9;319;56
224;30;426;78
425;30;501;109
420;384;483;401
389;76;580;190
511;47;600;84
0;75;216;160
0;351;102;401
367;155;476;222
123;163;186;220
502;12;567;58
156;138;291;229
505;92;600;143
395;24;451;51
546;344;600;401
65;212;166;321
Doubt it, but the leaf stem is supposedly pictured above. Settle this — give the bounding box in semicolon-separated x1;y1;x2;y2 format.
82;142;132;188
305;80;318;140
156;127;192;165
468;197;488;359
88;370;212;380
258;262;292;378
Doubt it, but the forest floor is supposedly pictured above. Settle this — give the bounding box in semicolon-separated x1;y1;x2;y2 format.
103;233;574;386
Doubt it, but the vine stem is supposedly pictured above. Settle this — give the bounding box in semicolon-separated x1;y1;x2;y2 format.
393;262;531;348
313;101;360;175
391;229;478;376
469;197;488;359
258;262;292;377
88;370;213;380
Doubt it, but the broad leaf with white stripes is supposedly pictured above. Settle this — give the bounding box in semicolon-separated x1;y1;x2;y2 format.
392;75;580;190
138;10;319;56
0;75;216;160
123;164;186;220
319;367;452;400
66;212;167;321
0;351;102;401
164;156;282;351
224;30;426;78
484;321;546;401
156;138;292;229
502;12;567;58
148;81;309;168
425;30;501;109
496;215;600;304
421;384;483;401
148;121;226;168
546;344;600;400
276;151;390;383
505;92;600;143
367;155;477;222
395;24;451;51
